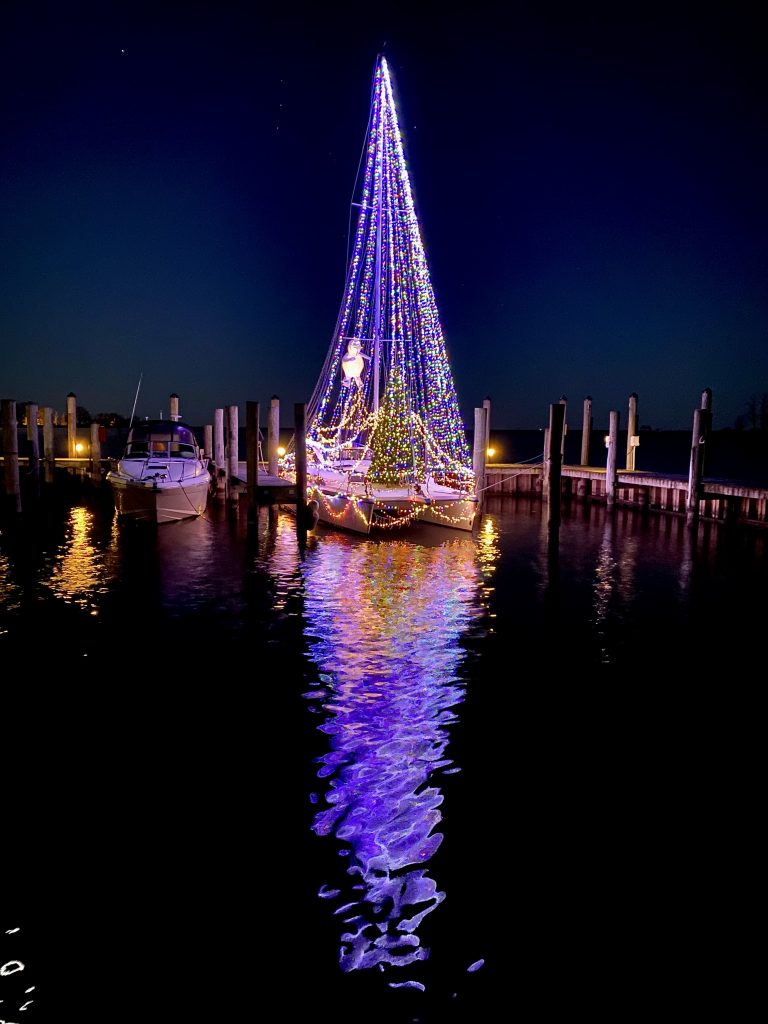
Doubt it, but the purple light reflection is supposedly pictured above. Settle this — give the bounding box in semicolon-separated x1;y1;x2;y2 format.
300;532;488;981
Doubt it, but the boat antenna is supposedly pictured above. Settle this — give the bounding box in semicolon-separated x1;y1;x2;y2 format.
129;373;143;428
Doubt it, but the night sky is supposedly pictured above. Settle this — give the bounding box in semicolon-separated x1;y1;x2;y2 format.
1;2;766;430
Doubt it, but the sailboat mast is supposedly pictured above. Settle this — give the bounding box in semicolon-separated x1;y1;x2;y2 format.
372;74;384;414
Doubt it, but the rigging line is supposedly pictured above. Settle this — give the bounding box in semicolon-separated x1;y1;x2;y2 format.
344;56;379;283
128;372;143;429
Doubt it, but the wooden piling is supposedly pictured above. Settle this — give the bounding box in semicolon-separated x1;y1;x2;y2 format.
213;408;225;493
246;401;260;507
545;402;565;527
699;386;713;477
89;422;101;474
226;404;239;483
559;395;567;462
268;396;280;477
43;407;54;483
294;402;308;544
580;396;592;466
606;410;619;508
27;403;40;485
687;406;704;525
626;393;638;470
66;392;77;458
473;405;488;512
203;424;213;464
169;393;180;422
2;399;21;513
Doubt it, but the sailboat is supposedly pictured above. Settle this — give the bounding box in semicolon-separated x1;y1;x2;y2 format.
281;55;479;535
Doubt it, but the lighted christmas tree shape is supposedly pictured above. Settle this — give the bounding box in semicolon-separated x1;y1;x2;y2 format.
368;341;425;485
304;54;472;482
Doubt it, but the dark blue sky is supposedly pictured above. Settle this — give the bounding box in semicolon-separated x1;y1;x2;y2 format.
2;2;766;429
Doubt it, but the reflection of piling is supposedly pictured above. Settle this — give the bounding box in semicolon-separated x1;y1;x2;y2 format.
2;399;21;513
545;402;565;528
605;410;619;508
294;402;308;545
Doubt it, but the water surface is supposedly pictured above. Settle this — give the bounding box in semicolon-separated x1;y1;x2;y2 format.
2;487;762;1019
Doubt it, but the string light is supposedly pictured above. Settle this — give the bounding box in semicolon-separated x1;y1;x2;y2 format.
281;56;475;531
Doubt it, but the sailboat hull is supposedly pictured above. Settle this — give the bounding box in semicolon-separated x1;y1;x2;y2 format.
307;482;478;535
310;486;376;534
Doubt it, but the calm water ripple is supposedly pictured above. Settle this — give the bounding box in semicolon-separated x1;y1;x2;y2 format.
299;531;488;985
2;487;765;1020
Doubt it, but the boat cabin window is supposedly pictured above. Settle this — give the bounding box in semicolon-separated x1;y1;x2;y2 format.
123;422;199;459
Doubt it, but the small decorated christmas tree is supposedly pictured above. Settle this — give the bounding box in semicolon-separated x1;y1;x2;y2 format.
367;342;424;486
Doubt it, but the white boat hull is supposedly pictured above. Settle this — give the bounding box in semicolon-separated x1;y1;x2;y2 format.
304;479;478;535
108;474;211;524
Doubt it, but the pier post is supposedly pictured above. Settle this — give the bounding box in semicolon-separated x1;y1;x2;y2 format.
559;395;567;463
269;396;280;477
580;396;592;466
700;387;713;477
203;424;213;464
226;405;239;484
246;401;260;520
473;405;488;512
43;407;55;483
169;393;180;422
213;409;226;493
66;392;77;458
2;399;21;513
294;402;308;545
89;422;101;476
26;403;40;488
606;410;619;508
626;392;639;471
687;407;704;525
545;402;565;527
483;396;491;455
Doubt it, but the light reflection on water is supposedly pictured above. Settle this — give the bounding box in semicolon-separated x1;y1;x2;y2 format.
2;491;767;1017
44;507;118;609
299;528;492;982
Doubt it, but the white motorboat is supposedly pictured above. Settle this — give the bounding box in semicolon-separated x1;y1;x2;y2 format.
107;418;213;524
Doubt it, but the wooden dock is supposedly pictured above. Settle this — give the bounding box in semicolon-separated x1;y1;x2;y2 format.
483;463;768;528
3;389;767;528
